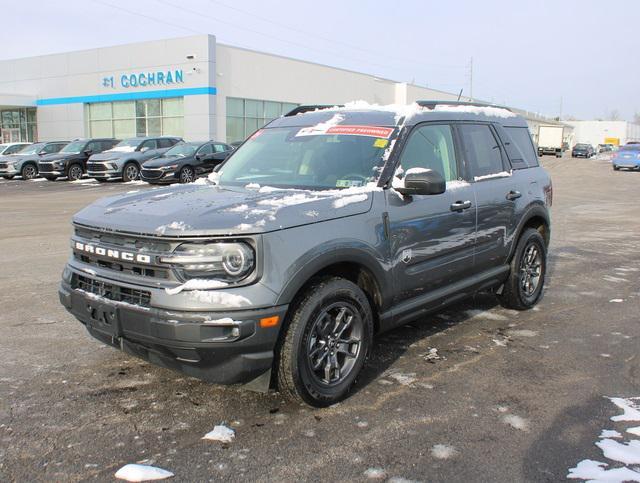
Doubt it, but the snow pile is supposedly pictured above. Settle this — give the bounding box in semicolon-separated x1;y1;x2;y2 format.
333;193;368;208
155;221;191;235
189;290;251;307
431;444;458;459
202;425;235;443
567;396;640;481
165;279;228;295
502;414;530;431
363;468;387;479
114;464;174;481
203;317;237;326
433;104;517;118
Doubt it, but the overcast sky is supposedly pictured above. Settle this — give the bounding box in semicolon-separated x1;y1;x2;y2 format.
2;0;638;121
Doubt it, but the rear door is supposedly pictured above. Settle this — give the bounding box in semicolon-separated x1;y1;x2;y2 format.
387;123;477;305
194;143;214;174
458;123;519;272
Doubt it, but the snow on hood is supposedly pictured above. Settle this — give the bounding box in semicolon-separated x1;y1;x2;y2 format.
73;182;379;236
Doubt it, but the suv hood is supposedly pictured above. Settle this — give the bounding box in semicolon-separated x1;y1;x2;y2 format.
90;150;132;161
73;182;377;236
40;152;78;162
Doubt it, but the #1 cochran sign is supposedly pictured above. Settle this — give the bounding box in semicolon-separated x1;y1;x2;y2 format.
296;125;394;138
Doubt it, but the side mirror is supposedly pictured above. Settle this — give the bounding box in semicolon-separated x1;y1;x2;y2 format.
395;169;446;196
84;149;93;156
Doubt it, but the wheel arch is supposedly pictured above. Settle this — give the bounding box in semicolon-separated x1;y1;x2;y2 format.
509;204;550;261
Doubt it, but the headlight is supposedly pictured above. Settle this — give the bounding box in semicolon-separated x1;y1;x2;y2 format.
54;161;65;168
161;242;255;282
161;164;179;170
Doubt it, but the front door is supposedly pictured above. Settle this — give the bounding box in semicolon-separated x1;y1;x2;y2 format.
387;123;477;305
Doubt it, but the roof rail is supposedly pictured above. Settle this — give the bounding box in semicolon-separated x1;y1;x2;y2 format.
284;104;343;117
416;100;512;112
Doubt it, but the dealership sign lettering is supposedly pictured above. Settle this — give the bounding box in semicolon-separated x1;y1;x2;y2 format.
101;69;184;89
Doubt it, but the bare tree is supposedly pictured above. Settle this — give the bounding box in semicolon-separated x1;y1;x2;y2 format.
608;109;621;121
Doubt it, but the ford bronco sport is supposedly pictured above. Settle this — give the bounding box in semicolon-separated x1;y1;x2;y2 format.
59;101;551;406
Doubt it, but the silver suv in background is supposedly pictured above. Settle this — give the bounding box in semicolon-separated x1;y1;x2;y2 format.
86;136;183;182
0;141;68;180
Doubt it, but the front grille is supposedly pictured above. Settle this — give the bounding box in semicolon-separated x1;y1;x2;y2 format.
0;163;7;169
72;274;151;307
38;163;54;173
141;169;163;179
75;253;170;279
87;163;108;172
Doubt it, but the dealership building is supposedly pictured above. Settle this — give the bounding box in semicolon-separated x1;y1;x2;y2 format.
0;34;558;145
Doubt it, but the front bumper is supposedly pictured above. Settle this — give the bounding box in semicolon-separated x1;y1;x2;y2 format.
140;168;178;184
0;164;18;175
59;279;288;386
87;162;122;179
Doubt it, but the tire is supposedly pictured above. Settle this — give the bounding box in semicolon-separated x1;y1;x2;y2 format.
498;228;547;311
21;163;38;180
613;165;620;171
277;277;373;407
179;166;195;183
2;175;15;180
43;176;57;181
67;164;83;181
122;162;140;182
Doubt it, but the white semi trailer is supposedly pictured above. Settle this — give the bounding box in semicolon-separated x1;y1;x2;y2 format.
537;125;565;157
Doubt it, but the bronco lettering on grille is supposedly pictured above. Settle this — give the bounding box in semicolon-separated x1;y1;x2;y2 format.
74;242;151;264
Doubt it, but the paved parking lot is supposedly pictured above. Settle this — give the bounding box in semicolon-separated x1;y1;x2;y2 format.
1;157;639;482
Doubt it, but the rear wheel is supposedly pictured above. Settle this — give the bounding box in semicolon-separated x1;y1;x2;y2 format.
122;162;140;182
498;228;547;310
179;166;195;183
21;163;38;180
277;277;373;407
67;164;83;181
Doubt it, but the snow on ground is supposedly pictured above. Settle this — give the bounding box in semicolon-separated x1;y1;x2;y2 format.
609;299;624;303
71;178;99;184
363;468;387;479
202;425;235;443
502;414;530;432
114;464;174;481
386;371;417;386
506;329;538;338
431;444;458;459
464;309;508;321
567;397;640;482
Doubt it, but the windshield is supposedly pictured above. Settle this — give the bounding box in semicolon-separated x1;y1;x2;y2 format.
165;143;197;157
219;127;392;190
110;138;143;152
575;144;590;148
14;143;45;155
620;145;640;152
60;141;86;154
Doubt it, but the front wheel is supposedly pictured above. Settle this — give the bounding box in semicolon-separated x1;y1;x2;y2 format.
21;163;38;180
179;166;195;183
122;162;140;182
498;228;547;310
67;164;83;181
277;277;373;407
2;175;15;180
613;165;620;171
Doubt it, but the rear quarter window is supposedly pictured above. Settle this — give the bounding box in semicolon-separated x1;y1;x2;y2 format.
504;127;539;168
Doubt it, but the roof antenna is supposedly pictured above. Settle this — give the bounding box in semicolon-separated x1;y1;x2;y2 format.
457;88;463;101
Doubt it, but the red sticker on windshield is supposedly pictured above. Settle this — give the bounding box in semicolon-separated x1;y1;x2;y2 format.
325;125;394;138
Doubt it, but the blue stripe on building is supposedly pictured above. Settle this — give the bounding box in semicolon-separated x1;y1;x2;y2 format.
36;87;217;106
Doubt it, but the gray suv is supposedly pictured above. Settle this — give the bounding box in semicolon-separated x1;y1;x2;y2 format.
59;101;552;406
87;136;182;182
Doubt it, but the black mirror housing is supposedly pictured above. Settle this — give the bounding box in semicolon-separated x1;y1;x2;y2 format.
395;169;446;196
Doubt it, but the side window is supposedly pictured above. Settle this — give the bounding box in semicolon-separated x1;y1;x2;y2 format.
7;144;24;154
51;143;66;153
41;144;57;154
101;141;115;151
140;140;157;151
459;124;506;179
157;138;175;148
86;141;103;153
399;124;458;182
504;127;539;167
213;143;228;153
198;144;214;156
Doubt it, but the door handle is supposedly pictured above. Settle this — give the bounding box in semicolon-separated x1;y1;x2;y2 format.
450;200;472;212
506;190;522;201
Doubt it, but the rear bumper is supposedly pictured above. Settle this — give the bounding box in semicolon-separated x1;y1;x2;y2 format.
59;280;288;385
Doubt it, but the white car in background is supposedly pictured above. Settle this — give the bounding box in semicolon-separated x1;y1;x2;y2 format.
0;142;31;156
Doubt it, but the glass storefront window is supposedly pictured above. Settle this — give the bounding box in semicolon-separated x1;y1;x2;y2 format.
87;97;184;139
0;108;37;142
225;97;299;143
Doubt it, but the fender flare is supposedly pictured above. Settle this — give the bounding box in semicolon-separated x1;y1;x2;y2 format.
274;241;391;310
508;202;550;260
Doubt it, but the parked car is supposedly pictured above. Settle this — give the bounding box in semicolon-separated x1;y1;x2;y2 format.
0;142;31;156
87;136;183;182
38;138;119;181
597;144;614;153
230;141;243;149
571;143;595;158
140;141;232;184
0;141;68;180
612;144;640;171
59;101;551;406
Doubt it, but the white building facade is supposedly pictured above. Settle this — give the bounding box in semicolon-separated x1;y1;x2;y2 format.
565;120;640;147
0;34;554;144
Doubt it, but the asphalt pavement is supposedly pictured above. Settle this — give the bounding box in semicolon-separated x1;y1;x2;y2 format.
0;157;639;482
